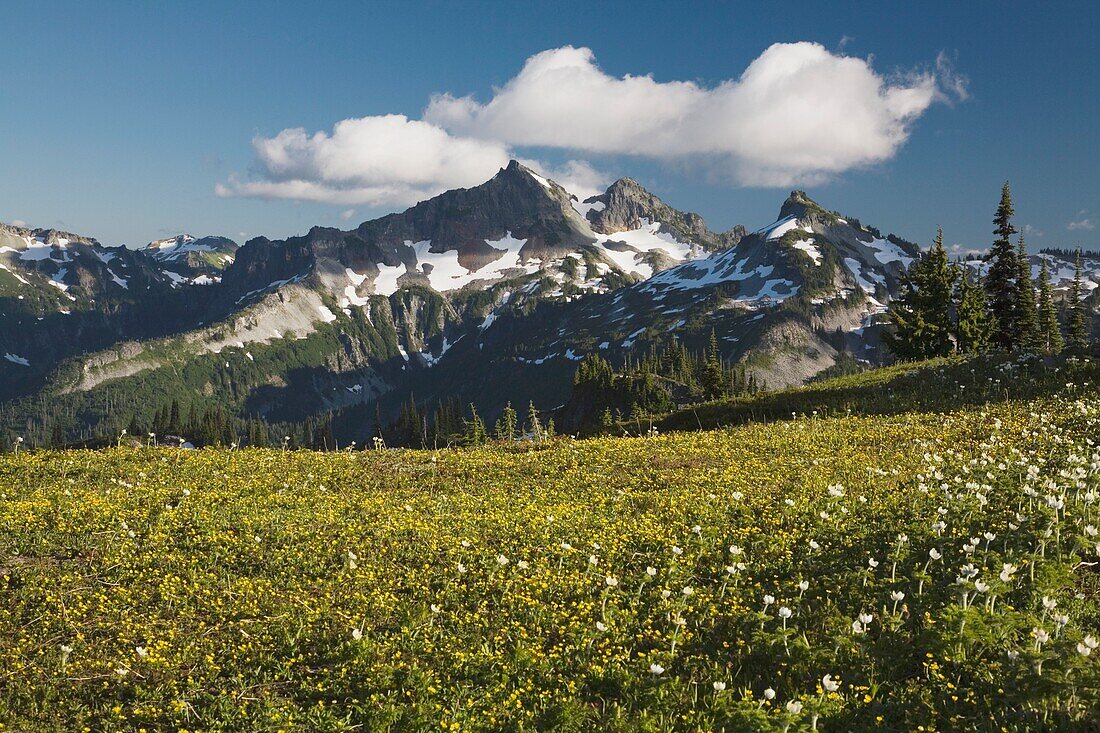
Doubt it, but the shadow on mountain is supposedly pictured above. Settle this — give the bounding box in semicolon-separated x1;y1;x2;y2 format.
0;288;249;401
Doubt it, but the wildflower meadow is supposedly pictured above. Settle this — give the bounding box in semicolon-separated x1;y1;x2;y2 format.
1;361;1098;731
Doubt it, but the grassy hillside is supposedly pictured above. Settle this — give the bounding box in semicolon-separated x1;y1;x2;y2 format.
1;379;1098;730
648;354;1098;434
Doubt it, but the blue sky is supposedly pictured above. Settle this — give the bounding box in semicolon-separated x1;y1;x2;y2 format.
2;0;1098;253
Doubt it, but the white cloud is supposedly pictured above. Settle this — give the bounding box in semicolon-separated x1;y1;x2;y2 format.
10;219;27;228
1068;211;1095;231
217;114;510;206
427;43;964;186
340;208;357;221
517;158;610;201
221;44;963;206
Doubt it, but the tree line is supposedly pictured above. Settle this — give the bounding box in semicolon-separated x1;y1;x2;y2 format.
559;332;760;434
886;182;1092;359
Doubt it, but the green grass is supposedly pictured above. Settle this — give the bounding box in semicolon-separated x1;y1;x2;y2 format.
650;354;1099;433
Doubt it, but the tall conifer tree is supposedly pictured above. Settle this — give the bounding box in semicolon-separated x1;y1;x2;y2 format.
1067;249;1090;351
1014;235;1040;350
700;330;726;399
1036;258;1063;354
954;267;992;353
985;182;1019;350
924;228;957;353
885;229;956;358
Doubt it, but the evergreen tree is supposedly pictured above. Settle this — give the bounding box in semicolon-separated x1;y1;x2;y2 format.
1036;258;1064;354
168;399;182;435
526;401;543;442
462;404;487;446
314;415;335;450
1067;249;1090;351
392;396;424;448
985;182;1019;350
246;418;269;448
954;268;992;354
431;396;465;448
885;229;957;358
494;402;518;441
1014;235;1040;351
700;330;726;399
924;229;957;352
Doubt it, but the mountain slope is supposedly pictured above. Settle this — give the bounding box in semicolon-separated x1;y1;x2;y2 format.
4;164;1097;447
1;162;736;441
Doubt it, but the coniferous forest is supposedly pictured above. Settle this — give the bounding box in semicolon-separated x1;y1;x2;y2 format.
885;182;1092;361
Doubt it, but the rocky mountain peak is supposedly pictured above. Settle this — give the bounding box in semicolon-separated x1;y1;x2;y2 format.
147;234;195;249
585;177;724;250
778;190;838;225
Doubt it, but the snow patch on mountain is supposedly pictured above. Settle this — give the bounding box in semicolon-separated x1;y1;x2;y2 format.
47;268;70;292
372;233;541;296
642;249;776;294
19;237;71;262
760;215;810;241
791;238;822;265
844;257;885;294
866;237;914;267
421;335;461;367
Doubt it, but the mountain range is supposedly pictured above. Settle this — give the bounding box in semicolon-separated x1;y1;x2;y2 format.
2;161;1097;444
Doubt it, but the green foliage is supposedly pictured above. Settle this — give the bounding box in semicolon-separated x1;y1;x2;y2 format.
954;269;993;354
1015;236;1041;351
886;229;957;359
654;353;1099;434
986;182;1020;350
1067;250;1090;352
562;340;758;435
494;402;518;441
1037;259;1064;354
462;403;488;446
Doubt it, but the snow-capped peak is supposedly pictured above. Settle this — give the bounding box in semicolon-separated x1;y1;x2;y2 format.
147;234;195;250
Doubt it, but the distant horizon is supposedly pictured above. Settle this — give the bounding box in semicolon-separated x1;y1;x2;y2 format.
3;166;1096;259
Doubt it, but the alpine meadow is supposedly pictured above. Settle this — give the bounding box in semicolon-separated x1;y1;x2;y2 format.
2;3;1099;732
